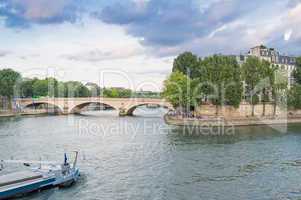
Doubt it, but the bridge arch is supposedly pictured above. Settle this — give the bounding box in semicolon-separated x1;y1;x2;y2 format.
69;102;118;114
126;103;173;116
22;102;64;114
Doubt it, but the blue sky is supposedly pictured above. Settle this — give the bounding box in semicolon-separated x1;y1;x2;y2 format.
0;0;301;90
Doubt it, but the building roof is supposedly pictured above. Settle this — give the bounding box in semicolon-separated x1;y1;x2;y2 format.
251;44;267;49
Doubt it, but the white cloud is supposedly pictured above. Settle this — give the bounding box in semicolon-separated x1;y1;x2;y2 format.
0;16;171;90
63;48;143;62
208;24;228;38
1;1;301;90
284;29;293;41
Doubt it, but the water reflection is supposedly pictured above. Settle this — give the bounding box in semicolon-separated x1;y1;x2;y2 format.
168;124;289;145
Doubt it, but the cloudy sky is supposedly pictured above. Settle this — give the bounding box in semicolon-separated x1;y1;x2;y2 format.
0;0;301;91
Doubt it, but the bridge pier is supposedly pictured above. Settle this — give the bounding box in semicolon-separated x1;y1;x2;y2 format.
119;108;128;117
63;100;69;115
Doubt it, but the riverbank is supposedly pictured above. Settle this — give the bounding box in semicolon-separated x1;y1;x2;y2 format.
0;112;17;117
164;114;301;127
0;110;49;117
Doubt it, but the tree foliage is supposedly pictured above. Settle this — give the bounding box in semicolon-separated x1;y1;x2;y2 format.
202;55;243;109
20;78;91;98
64;81;90;97
32;79;51;97
172;52;201;79
288;85;301;109
103;87;132;98
162;71;200;111
0;68;21;98
86;83;101;97
292;57;301;84
167;54;243;113
242;57;263;115
18;76;133;98
271;66;288;114
20;78;37;98
259;60;275;115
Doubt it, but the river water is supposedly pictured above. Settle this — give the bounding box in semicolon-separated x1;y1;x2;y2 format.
1;107;301;200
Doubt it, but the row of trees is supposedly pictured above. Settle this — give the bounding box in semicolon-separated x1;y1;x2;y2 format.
163;52;299;116
0;69;135;99
163;53;243;115
0;69;135;100
0;68;161;109
0;69;98;99
20;78;92;98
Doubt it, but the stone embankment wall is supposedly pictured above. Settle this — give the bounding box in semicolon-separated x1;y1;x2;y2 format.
165;103;301;127
195;103;290;118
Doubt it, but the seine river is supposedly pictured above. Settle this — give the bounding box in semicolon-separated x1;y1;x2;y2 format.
1;107;301;200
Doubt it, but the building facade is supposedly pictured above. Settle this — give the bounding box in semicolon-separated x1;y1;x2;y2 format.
237;45;297;87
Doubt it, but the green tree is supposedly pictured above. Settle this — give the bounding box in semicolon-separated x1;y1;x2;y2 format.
20;78;38;98
172;52;201;79
271;65;287;115
102;88;111;97
288;85;301;109
242;57;263;116
292;57;301;84
31;78;69;98
86;83;101;97
202;55;243;115
64;81;91;97
32;79;49;97
259;60;274;116
46;77;58;97
162;71;200;111
78;85;90;97
57;81;66;97
0;68;22;98
110;88;119;98
102;88;132;98
0;68;22;109
118;88;131;98
223;56;243;108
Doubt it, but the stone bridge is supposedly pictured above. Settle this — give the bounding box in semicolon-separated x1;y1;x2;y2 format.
15;97;173;116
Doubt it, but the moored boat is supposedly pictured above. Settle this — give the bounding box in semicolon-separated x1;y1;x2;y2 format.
0;152;80;199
